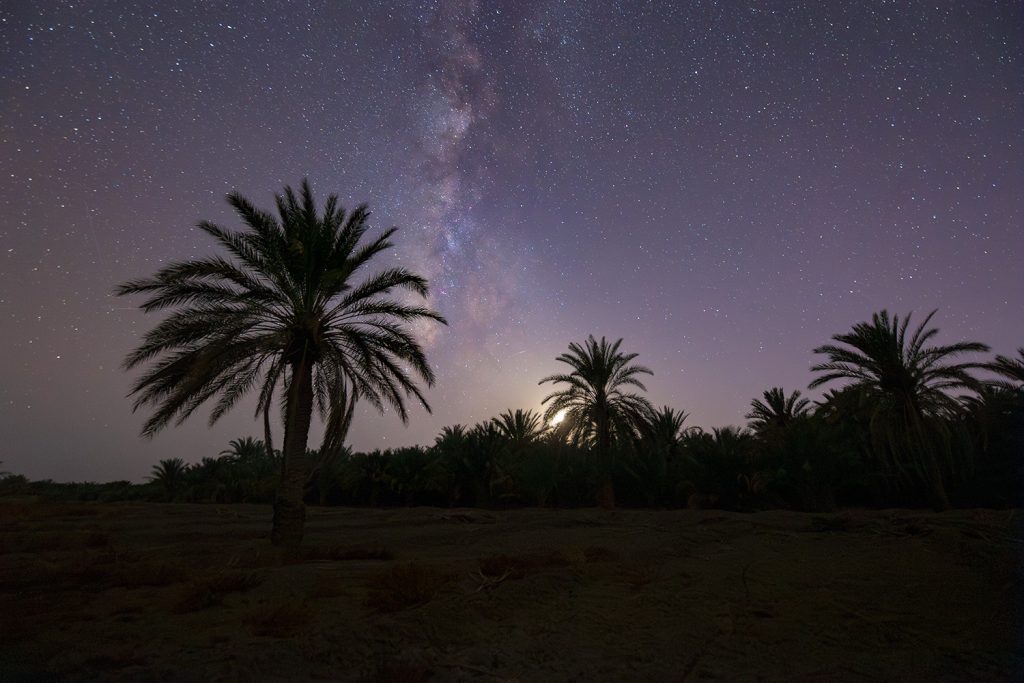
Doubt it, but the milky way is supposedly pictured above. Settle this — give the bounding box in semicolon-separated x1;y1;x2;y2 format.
1;1;1021;481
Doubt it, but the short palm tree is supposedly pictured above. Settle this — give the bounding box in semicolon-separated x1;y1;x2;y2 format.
118;180;445;545
809;310;988;509
148;457;188;500
989;348;1024;386
492;409;547;445
629;406;692;506
645;406;690;443
539;335;654;506
220;437;265;462
745;388;811;434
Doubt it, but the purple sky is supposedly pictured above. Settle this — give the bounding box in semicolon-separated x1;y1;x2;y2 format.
1;1;1021;482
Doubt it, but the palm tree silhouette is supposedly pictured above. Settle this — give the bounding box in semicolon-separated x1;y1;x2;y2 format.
629;406;693;506
118;180;445;546
745;388;811;434
220;437;265;461
644;406;691;442
809;310;988;509
492;409;547;445
539;335;653;506
148;457;188;501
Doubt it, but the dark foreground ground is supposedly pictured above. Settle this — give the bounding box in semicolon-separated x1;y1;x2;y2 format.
0;501;1020;682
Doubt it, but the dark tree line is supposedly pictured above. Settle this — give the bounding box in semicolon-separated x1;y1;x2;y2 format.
7;334;1018;513
90;179;1023;546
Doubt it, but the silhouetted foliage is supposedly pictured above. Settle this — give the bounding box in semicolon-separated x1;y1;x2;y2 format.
988;348;1024;387
148;458;188;501
17;309;1011;513
809;310;988;509
745;388;811;435
117;179;445;546
539;335;654;506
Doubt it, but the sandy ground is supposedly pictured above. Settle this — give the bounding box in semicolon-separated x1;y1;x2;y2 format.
0;500;1020;682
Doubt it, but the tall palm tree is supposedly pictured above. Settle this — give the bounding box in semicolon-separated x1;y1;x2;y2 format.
809;310;988;509
539;335;654;506
492;409;547;445
118;180;445;546
745;388;811;434
989;348;1024;386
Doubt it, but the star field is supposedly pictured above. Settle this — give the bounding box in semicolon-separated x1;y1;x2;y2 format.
1;1;1021;481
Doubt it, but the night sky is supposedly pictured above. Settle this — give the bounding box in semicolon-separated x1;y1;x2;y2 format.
1;1;1021;482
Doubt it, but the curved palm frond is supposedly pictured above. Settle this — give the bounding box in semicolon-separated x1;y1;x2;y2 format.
988;348;1024;387
119;179;446;545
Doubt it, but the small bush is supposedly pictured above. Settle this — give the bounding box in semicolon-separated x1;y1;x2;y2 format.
245;603;312;638
365;563;452;613
171;570;262;613
478;551;572;580
478;554;527;579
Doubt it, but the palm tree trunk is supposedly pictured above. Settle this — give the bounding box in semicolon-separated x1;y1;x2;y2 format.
596;405;615;508
910;411;951;511
923;451;951;511
271;354;314;547
263;400;277;473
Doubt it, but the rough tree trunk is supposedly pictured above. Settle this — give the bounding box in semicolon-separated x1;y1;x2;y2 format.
595;404;615;508
924;454;951;511
270;355;314;547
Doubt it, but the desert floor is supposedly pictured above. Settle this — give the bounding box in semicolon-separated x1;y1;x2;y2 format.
0;501;1020;681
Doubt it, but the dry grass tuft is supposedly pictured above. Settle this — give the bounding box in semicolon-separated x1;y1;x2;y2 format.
477;554;527;580
363;663;433;683
365;562;453;613
307;573;351;599
245;602;314;638
115;562;188;587
583;546;620;563
296;544;394;563
478;550;573;580
84;649;147;670
0;502;34;525
203;570;262;593
36;552;118;588
171;570;262;613
809;515;858;532
620;565;660;590
0;502;104;522
0;529;111;554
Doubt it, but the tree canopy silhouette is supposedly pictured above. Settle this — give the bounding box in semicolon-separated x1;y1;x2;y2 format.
117;179;445;545
809;310;987;509
989;348;1024;387
540;335;653;506
492;409;547;445
745;387;811;434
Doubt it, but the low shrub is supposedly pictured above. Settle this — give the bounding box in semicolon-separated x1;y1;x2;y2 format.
365;563;452;613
